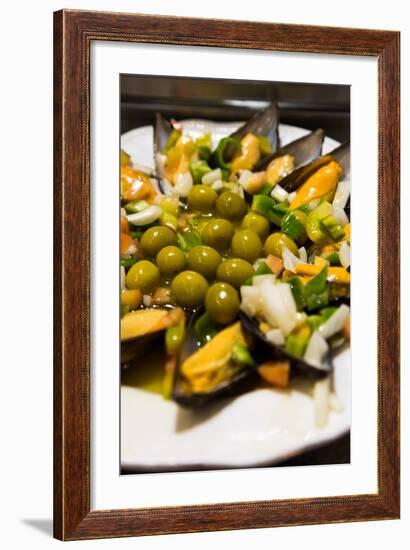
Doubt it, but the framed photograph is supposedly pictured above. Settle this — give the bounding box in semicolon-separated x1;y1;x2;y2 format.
54;9;400;540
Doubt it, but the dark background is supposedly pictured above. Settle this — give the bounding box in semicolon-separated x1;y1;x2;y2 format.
121;74;350;144
120;74;350;472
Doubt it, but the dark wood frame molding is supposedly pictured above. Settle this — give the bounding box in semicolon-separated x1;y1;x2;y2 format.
54;9;400;540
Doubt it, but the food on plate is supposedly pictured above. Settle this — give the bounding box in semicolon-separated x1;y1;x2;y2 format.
120;103;350;427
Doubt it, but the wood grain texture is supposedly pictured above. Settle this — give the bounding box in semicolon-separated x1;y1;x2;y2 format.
53;9;400;541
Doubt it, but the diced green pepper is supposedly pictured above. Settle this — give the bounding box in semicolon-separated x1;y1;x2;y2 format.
260;183;274;195
177;229;202;252
322;251;341;266
189;159;212;184
281;210;308;241
130;230;143;240
288;277;306;310
124;200;150;214
306;201;333;244
285;330;310;357
165;320;186;355
255;261;273;276
306;315;323;331
121;257;138;271
213;137;241;171
321;215;346;240
320;306;338;322
198;146;212;161
252;195;288;226
194;312;218;345
231;342;254;367
304;266;329;311
195;133;212;149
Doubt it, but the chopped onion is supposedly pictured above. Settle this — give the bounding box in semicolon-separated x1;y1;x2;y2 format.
266;328;285;346
259;280;297;336
202;168;222;186
287;191;297;203
132;162;153;175
295;312;307;327
143;295;152;307
298;246;307;263
339;241;350;269
333;178;350;210
211;179;224;191
313;376;331;429
252;274;276;287
127;205;162;226
271;184;288;202
331;205;349;226
237;169;252;187
173;171;193;197
319;304;350;339
240;286;262;317
304;331;329;368
282;245;303;273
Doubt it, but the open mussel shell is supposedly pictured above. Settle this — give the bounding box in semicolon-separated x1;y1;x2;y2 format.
172;308;257;408
254;128;324;172
279;141;350;193
239;312;332;380
121;329;164;365
227;103;279;158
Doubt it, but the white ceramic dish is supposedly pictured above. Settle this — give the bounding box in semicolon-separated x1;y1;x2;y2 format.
120;121;350;472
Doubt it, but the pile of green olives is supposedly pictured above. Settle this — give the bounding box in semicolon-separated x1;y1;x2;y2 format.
123;181;300;325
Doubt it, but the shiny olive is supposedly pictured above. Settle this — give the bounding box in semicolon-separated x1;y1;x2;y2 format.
171;270;209;308
187;245;222;279
156;245;186;276
201;218;235;251
241;211;270;241
126;260;160;293
187;185;218;213
216;258;254;288
216;191;247;220
264;232;299;258
205;282;240;325
230;229;263;263
140;226;177;257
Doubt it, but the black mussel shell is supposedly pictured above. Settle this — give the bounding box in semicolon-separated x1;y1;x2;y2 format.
121;329;165;365
227;103;279;158
279;141;350;193
172;309;257;408
239;312;332;380
254;128;324;172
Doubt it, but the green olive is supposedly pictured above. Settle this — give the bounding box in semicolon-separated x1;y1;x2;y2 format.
201;218;235;251
187;245;222;279
126;260;160;293
264;232;299;258
156;245;186;276
140;226;177;257
205;282;240;325
216;258;254;288
241;211;270;241
171;271;209;308
216;191;247;220
230;229;263;263
187;185;218;213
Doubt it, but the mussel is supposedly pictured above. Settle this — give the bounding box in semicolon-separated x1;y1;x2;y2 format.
254;128;324;172
279;142;350;193
172;308;257;407
239;312;332;381
154;104;280;195
121;308;184;364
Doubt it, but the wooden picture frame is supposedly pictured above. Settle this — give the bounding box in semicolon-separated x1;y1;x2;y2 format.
54;9;400;540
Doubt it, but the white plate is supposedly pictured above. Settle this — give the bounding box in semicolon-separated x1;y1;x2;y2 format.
120;121;350;472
